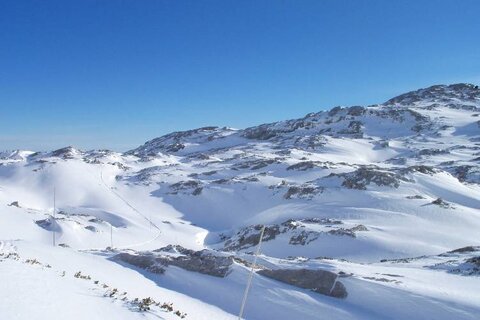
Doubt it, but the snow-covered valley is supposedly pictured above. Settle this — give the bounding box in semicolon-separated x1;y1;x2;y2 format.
1;83;480;319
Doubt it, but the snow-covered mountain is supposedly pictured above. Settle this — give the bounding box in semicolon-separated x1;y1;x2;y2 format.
1;83;480;319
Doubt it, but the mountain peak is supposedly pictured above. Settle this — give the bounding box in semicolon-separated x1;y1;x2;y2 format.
127;126;237;157
385;83;480;106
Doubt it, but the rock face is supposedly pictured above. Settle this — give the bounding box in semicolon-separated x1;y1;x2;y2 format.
448;246;480;254
126;126;235;157
449;165;480;184
224;225;281;251
283;185;323;199
114;245;234;278
154;246;234;277
466;256;480;268
8;201;20;208
169;180;203;195
431;198;453;209
114;252;166;274
258;268;347;298
336;167;406;190
385;83;480;107
327;225;368;238
422;246;480;276
222;219;368;251
35;218;55;230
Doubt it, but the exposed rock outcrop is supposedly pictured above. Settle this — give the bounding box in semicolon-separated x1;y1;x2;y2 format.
331;167;406;190
258;268;347;298
114;246;234;278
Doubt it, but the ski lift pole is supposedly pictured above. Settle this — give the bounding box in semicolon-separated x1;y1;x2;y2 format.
238;225;266;320
52;186;56;247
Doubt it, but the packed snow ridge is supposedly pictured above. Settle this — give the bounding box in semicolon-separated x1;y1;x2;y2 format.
1;83;480;319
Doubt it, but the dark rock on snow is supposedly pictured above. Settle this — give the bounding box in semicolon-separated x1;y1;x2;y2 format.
258;268;347;298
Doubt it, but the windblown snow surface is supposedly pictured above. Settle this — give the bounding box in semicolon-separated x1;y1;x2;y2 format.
1;83;480;319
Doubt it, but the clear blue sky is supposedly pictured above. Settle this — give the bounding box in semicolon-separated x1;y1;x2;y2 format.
1;0;479;151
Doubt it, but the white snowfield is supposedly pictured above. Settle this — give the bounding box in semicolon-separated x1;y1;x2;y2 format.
1;83;480;319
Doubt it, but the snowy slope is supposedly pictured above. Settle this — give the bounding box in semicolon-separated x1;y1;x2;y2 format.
1;83;480;319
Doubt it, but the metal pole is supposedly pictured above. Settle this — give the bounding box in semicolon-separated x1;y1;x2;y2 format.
53;186;56;247
110;224;113;248
238;225;266;320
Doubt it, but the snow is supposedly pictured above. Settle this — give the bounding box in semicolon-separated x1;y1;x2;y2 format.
1;83;480;319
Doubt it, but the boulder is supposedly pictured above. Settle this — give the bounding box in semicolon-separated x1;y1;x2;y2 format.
258;268;347;298
114;246;234;278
